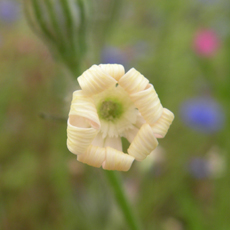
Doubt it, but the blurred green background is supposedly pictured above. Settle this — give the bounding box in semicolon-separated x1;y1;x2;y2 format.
1;0;230;229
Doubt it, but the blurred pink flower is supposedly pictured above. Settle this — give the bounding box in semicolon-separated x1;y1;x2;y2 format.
193;29;220;57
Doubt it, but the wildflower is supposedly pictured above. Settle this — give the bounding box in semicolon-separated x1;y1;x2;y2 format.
180;97;225;134
67;64;174;171
193;29;220;57
0;0;20;23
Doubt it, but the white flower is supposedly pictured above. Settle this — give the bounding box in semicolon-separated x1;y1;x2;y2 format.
67;64;174;171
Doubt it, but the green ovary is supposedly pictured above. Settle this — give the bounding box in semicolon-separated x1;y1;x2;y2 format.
98;99;124;122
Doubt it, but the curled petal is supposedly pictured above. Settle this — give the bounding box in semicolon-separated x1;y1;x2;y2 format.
128;124;158;161
99;64;125;81
151;108;175;138
78;65;117;95
77;145;106;168
130;84;163;125
67;119;98;155
118;68;149;94
70;90;100;129
103;147;135;171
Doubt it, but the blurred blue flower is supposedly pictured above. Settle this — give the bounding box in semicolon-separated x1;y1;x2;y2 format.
101;46;127;66
0;0;20;23
180;97;225;133
188;157;209;179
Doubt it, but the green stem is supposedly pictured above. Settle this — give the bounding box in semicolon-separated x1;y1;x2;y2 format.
104;170;142;230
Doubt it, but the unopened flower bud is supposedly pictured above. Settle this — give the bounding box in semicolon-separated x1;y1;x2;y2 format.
24;0;87;76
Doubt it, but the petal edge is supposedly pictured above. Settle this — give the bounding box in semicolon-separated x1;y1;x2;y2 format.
99;64;125;81
77;145;106;168
67;119;98;155
130;84;163;125
69;90;100;129
119;68;149;94
103;147;135;171
78;65;117;95
151;108;174;138
128;123;158;161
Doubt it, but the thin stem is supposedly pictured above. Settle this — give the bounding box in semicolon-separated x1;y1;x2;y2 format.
104;170;142;230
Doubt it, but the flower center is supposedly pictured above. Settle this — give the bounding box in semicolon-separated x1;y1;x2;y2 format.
98;99;123;122
93;85;138;138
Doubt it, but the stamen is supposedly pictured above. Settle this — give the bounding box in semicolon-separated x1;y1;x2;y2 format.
98;99;123;121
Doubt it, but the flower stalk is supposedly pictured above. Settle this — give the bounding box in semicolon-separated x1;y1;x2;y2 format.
105;170;142;230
